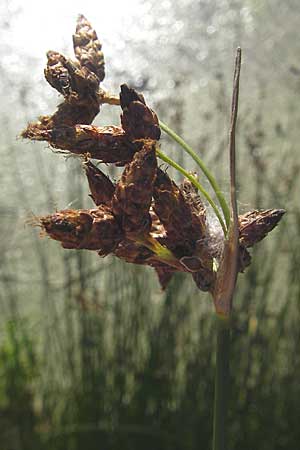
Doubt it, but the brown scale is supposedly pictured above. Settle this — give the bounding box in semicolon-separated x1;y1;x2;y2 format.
112;141;157;237
39;207;123;254
120;84;161;141
83;160;115;206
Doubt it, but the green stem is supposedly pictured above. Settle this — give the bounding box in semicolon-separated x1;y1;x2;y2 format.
156;148;227;234
212;317;231;450
159;120;231;228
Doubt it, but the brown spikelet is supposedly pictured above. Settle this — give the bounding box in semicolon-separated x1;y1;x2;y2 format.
83;160;115;206
22;124;140;165
45;50;99;98
73;14;105;82
22;54;101;135
22;38;104;139
112;141;157;237
39;206;123;254
153;168;204;257
120;84;161;141
239;209;285;248
43;50;100;126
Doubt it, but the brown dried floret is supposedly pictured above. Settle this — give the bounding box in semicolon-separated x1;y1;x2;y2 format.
112;141;157;237
239;209;285;248
39;206;123;254
120;84;161;141
22;124;141;166
83;160;115;206
73;14;105;82
153;168;204;258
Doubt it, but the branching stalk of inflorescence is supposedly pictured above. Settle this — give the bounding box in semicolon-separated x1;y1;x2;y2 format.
159;120;231;230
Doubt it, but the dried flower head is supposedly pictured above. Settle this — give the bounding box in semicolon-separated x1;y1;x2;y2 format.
24;124;139;165
112;141;157;237
153;168;205;258
23;16;285;301
120;84;161;141
73;14;105;82
40;207;123;255
22;15;105;140
239;209;285;248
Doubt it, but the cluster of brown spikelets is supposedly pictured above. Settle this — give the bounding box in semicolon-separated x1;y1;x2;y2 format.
22;15;285;292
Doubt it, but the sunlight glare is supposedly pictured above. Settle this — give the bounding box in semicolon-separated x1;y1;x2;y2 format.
10;0;143;58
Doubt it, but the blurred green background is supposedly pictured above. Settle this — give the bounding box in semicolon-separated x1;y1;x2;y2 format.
0;0;298;449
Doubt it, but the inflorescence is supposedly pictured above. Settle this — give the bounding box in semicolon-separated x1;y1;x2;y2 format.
22;15;285;295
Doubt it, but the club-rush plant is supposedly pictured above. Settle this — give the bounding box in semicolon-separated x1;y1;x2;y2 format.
21;15;285;450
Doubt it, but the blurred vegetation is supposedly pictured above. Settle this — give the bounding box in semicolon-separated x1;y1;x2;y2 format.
0;0;299;449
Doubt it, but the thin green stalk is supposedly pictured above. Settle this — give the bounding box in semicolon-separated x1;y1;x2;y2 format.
156;148;227;234
212;317;231;450
159;120;230;228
